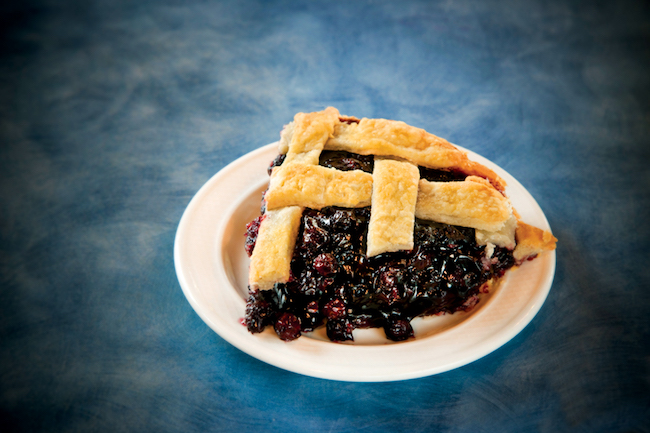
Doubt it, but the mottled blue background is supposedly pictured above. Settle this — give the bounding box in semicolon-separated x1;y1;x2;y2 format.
1;0;649;431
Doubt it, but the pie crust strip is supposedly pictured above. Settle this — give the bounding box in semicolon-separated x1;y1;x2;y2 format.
513;221;558;261
266;163;373;210
281;107;339;165
367;158;420;257
326;118;506;192
248;206;303;290
415;176;512;232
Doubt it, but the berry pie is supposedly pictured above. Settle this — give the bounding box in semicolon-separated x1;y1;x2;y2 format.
243;107;557;342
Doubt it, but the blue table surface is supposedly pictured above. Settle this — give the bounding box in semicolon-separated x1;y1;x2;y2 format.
1;0;649;431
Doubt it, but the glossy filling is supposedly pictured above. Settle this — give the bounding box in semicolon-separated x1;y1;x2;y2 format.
244;152;516;342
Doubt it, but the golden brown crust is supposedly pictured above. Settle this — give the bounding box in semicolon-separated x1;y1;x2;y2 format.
326;118;507;192
250;107;556;290
366;158;420;257
266;163;373;210
475;215;517;249
248;206;303;290
282;107;340;165
415;176;512;232
513;221;558;262
462;160;507;193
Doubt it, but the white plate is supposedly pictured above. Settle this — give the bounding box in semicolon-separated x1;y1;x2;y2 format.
174;143;556;382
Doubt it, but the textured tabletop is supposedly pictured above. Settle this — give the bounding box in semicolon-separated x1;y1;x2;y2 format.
1;0;649;432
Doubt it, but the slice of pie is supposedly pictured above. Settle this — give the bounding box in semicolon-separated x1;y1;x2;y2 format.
243;107;557;342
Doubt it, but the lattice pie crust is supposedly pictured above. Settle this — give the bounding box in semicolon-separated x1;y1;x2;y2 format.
249;107;556;291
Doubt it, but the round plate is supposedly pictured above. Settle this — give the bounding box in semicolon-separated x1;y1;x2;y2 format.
174;143;556;382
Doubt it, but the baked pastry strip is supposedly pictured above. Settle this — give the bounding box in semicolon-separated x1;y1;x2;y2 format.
513;221;558;261
279;107;340;165
278;107;505;192
415;176;512;232
475;215;518;249
326;117;506;192
367;158;420;257
249;206;303;290
265;163;373;210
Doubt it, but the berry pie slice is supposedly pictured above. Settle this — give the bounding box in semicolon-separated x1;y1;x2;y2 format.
243;107;557;342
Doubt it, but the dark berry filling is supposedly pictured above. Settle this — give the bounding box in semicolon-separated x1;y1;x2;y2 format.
419;166;467;182
339;116;360;125
244;209;516;342
319;151;374;173
267;153;286;175
243;153;517;342
244;216;263;256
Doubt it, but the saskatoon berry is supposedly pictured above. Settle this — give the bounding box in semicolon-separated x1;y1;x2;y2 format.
244;289;273;333
329;209;354;231
244;216;263;257
313;253;337;276
376;267;404;305
384;318;414;341
267;154;286;175
330;232;352;251
274;312;302;341
409;249;433;271
300;310;323;332
301;225;329;254
322;298;347;320
339;157;362;171
326;318;354;342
